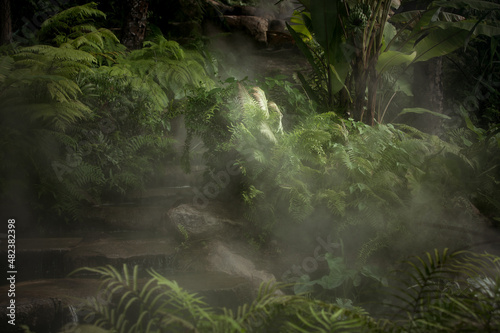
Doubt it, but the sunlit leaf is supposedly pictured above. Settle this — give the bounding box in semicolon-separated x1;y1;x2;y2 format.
376;51;416;74
399;107;451;119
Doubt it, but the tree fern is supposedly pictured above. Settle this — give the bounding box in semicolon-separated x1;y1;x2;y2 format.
4;46;95;132
119;36;215;99
15;45;97;74
38;2;123;62
0;3;192;226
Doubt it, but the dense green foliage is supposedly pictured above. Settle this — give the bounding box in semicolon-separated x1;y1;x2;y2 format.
1;1;499;330
66;249;500;332
182;79;500;263
286;0;500;124
0;3;215;225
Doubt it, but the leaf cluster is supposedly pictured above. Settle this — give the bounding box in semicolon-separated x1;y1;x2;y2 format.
182;83;498;283
66;264;379;333
65;248;500;332
388;248;500;332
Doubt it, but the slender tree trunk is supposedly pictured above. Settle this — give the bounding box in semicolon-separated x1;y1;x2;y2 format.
367;60;378;126
121;0;149;50
352;58;368;122
0;0;12;45
411;57;444;135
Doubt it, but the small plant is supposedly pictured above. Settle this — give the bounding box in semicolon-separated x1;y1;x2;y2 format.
293;245;388;303
176;224;190;250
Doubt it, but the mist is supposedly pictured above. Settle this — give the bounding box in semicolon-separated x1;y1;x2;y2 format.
1;0;499;331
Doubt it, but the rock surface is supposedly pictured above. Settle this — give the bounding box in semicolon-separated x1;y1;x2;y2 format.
2;238;81;282
1;200;279;332
204;0;294;48
165;201;243;240
224;15;269;45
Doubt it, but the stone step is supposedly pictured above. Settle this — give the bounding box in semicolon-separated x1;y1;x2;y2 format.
83;186;201;232
0;272;251;333
0;234;179;283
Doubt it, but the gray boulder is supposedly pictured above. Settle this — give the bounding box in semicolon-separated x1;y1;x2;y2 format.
164;202;243;241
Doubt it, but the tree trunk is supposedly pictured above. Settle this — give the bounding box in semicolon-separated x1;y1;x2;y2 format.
352;58;368;122
410;57;445;135
0;0;12;45
121;0;149;50
367;60;378;126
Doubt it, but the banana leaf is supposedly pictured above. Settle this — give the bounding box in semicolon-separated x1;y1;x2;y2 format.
329;64;351;97
297;71;320;105
390;10;423;24
376;50;416;74
432;20;500;37
310;0;338;52
412;27;470;62
398;107;451;119
290;10;312;41
286;22;322;78
432;0;500;11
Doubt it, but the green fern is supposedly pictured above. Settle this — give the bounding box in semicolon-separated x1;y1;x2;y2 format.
389;249;500;332
122;36;215;99
66;264;379;333
38;2;123;63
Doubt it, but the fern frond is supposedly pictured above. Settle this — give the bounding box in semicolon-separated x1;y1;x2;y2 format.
390;249;459;321
0;56;13;83
69;162;105;187
288;186;314;222
317;189;347;216
357;234;389;267
387;249;500;332
39;2;107;42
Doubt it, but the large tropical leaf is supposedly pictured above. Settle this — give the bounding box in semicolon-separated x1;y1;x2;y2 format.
433;20;500;37
309;0;338;51
376;51;416;74
412;27;470;62
329;64;350;96
398;107;452;119
289;11;313;41
432;0;500;11
286;22;322;78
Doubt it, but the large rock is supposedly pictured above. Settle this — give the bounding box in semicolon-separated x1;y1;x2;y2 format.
223;15;269;45
269;19;286;33
164;202;243;241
